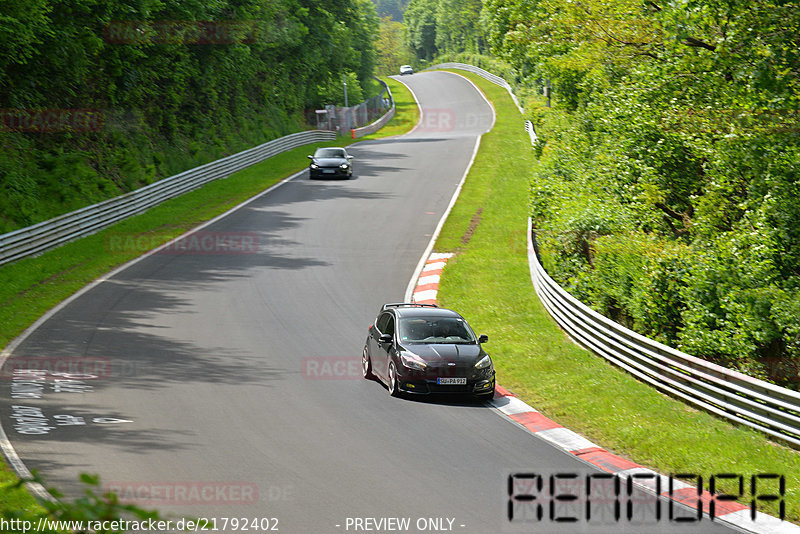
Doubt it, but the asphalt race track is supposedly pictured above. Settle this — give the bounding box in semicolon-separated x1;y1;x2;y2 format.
0;72;738;533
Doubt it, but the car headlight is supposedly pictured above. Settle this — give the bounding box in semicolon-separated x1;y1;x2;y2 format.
400;353;427;371
310;163;319;169
339;163;349;169
475;355;492;369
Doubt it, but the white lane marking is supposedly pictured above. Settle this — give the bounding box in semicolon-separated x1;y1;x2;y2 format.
437;70;497;133
92;417;134;424
407;71;799;534
403;135;486;303
0;75;448;501
0;167;310;499
390;75;424;138
0;76;443;499
401;72;494;302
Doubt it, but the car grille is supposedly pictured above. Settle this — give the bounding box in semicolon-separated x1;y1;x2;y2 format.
426;361;472;376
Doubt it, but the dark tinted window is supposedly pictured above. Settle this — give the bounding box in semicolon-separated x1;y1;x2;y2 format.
314;148;346;158
385;315;395;336
398;317;476;344
376;312;391;333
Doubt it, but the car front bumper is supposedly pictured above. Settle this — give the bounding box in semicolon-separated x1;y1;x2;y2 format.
310;167;351;178
397;370;495;396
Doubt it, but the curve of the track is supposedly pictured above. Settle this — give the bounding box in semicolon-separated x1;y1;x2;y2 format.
1;72;737;533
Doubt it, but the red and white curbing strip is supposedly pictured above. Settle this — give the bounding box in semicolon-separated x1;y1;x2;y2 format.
410;253;454;305
409;251;798;534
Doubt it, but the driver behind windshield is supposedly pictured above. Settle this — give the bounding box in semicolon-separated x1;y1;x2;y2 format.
400;318;474;343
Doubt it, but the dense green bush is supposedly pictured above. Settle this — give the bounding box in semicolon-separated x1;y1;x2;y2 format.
478;0;800;383
528;86;800;379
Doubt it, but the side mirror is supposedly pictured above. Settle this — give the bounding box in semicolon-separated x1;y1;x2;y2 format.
478;334;489;344
379;333;393;344
307;155;313;159
347;155;354;159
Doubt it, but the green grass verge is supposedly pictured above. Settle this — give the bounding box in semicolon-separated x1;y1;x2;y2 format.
0;75;418;519
434;70;800;523
359;77;419;140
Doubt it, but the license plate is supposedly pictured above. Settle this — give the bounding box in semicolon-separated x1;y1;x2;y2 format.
322;169;335;173
437;377;466;385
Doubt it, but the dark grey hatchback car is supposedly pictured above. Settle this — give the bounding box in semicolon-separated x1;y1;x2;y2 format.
363;303;495;400
308;147;354;179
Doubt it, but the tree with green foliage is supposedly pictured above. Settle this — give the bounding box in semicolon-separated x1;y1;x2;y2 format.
494;0;800;386
483;0;800;381
434;0;485;54
0;0;379;232
376;15;415;73
373;0;409;21
404;0;439;60
404;0;486;61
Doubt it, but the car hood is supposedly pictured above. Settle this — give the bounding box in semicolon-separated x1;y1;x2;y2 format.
312;157;348;166
402;343;484;363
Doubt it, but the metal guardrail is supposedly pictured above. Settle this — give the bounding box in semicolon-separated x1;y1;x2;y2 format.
430;63;538;144
352;77;396;139
429;62;535;141
524;120;538;145
429;61;800;447
527;217;800;447
0;130;336;266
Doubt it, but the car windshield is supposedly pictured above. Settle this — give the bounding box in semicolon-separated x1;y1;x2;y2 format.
314;148;346;158
398;317;476;344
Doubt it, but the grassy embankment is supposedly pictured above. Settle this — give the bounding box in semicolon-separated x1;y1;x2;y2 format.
433;70;800;523
0;76;419;519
